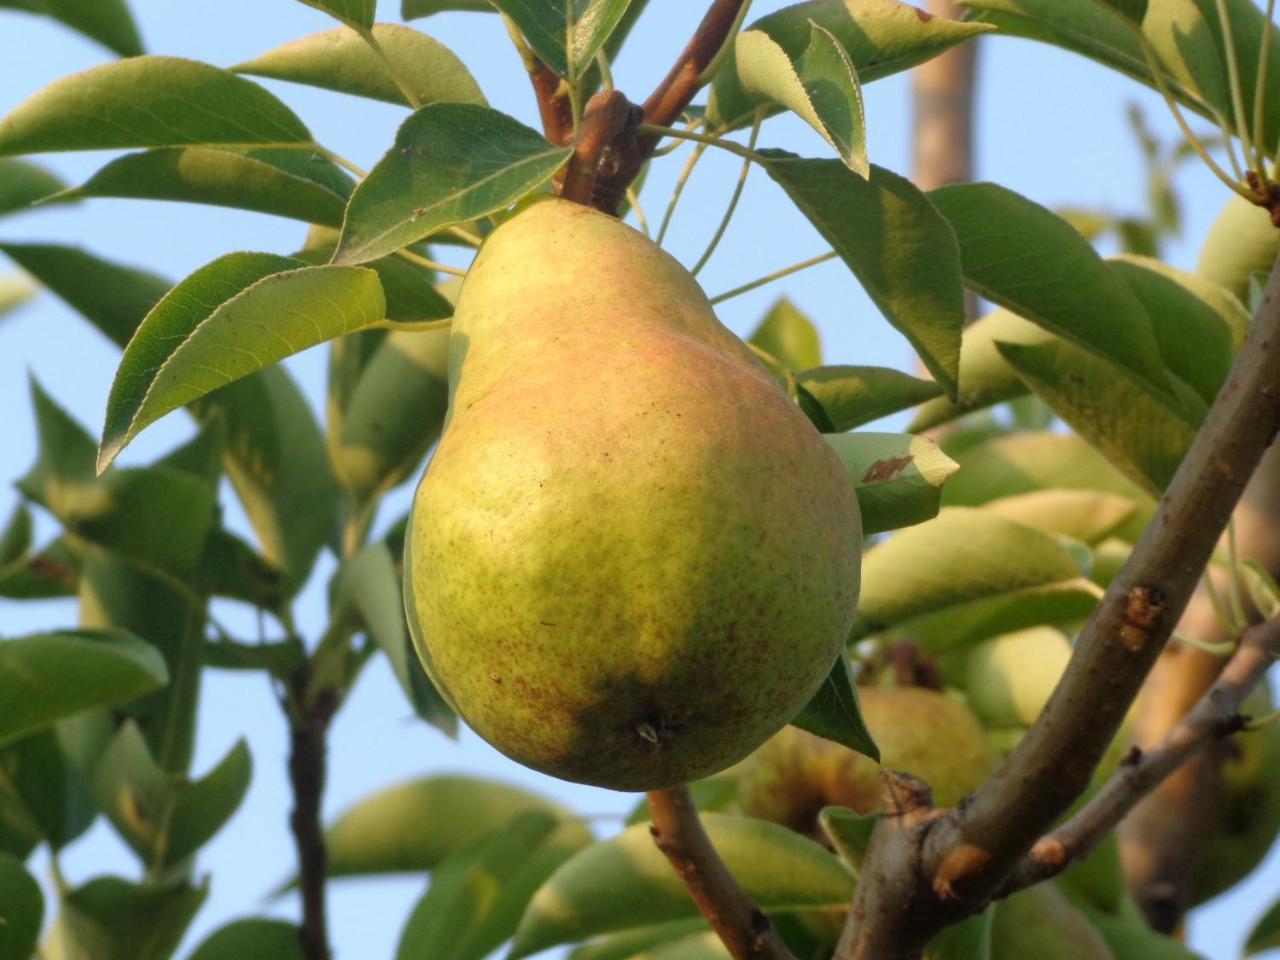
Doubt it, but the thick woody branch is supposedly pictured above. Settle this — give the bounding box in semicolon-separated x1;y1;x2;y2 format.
1001;616;1280;895
641;0;747;130
561;90;635;206
646;786;795;960
532;64;574;146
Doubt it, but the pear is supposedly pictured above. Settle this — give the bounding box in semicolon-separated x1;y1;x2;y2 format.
966;626;1072;728
1196;193;1278;301
736;686;993;835
990;884;1113;960
405;198;861;791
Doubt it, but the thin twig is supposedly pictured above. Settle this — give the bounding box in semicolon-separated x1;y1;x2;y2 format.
1000;616;1280;894
709;251;837;304
288;670;340;960
641;0;750;130
691;107;763;276
646;786;796;960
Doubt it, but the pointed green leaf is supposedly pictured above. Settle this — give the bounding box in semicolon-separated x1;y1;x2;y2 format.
299;227;455;323
0;536;80;599
509;814;855;958
0;630;167;749
297;0;374;28
188;919;305;960
0;506;31;570
1094;0;1147;22
709;0;992;131
982;489;1139;545
0;0;143;56
568;921;710;960
0;726;99;854
819;806;877;869
762;154;964;395
797;365;942;431
736;22;868;175
0;157;64;216
0;57;312;157
0;853;42;960
928;182;1170;398
235;24;485;108
333;103;570;264
402;0;494;15
0;242;170;347
1246;896;1280;956
99;253;385;470
851;508;1103;647
57;877;206;960
925;909;992;960
1077;902;1207;959
492;0;635;79
790;648;878;759
62;147;352;226
824;432;958;534
642;933;732;960
748;297;822;370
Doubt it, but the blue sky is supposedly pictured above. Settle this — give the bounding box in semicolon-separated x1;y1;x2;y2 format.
1;1;1278;957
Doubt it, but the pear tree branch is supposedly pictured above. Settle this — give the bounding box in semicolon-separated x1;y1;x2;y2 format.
646;786;796;960
561;90;637;206
640;0;749;130
999;615;1280;895
838;250;1280;957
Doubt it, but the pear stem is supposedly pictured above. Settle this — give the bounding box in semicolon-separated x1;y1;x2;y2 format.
646;785;796;960
708;251;837;305
996;615;1280;897
640;0;751;130
690;107;764;277
561;89;638;207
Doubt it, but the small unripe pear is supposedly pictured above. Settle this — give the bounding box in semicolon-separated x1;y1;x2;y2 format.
990;884;1113;960
1196;193;1278;301
966;626;1072;728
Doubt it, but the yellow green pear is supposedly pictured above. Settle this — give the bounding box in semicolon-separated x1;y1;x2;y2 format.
990;884;1113;960
1196;193;1279;301
405;198;862;791
736;686;993;835
966;626;1073;728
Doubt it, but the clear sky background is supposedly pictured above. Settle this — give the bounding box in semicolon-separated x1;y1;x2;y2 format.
1;2;1278;958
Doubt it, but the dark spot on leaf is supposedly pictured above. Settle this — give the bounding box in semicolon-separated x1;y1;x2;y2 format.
862;455;913;483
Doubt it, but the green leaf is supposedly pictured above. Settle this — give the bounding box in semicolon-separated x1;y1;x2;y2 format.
818;806;877;869
0;274;34;318
509;814;855;958
761;154;964;395
0;0;143;56
235;24;486;108
1246;896;1280;956
396;810;590;960
324;776;584;879
708;0;992;131
747;297;822;370
569;921;711;960
640;933;732;960
0;57;312;157
333;103;571;265
62;147;352;227
297;0;374;28
0;630;167;749
736;22;868;175
92;723;251;869
824;432;958;535
797;365;942;432
493;0;635;79
98;253;385;470
1094;0;1146;22
928;182;1170;400
402;0;494;16
924;909;992;960
56;877;206;960
790;648;878;759
0;853;42;960
0;727;96;855
0;506;31;569
299;227;456;323
1079;902;1207;959
188;919;305;960
0;157;64;215
996;337;1198;495
850;507;1103;649
982;489;1139;545
0;242;170;348
0;536;80;599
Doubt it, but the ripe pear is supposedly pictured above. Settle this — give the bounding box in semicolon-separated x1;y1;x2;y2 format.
405;198;861;792
1196;193;1278;301
966;626;1072;728
736;686;993;835
990;884;1113;960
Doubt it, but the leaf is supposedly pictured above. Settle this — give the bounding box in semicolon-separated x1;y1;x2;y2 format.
761;154;964;395
92;723;252;869
57;877;206;960
402;0;494;16
0;853;42;960
982;490;1139;545
297;0;374;28
333;103;571;265
1095;0;1147;22
0;0;143;56
996;337;1198;495
797;365;942;431
99;253;385;470
850;508;1103;649
188;919;305;960
0;242;171;348
0;630;167;749
824;432;959;535
493;0;635;79
1246;896;1280;956
748;297;822;370
924;909;992;960
790;648;878;759
396;810;590;960
0;506;31;569
509;814;855;958
641;933;732;960
0;157;64;215
0;728;91;855
818;806;877;869
324;776;583;879
299;227;456;323
928;182;1170;399
708;0;992;131
62;147;353;226
569;921;711;960
0;536;81;599
735;22;868;175
0;274;34;318
235;24;486;108
0;57;312;157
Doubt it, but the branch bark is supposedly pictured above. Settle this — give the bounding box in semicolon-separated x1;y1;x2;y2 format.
560;90;636;206
640;0;747;130
838;249;1280;956
288;670;339;960
646;786;796;960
